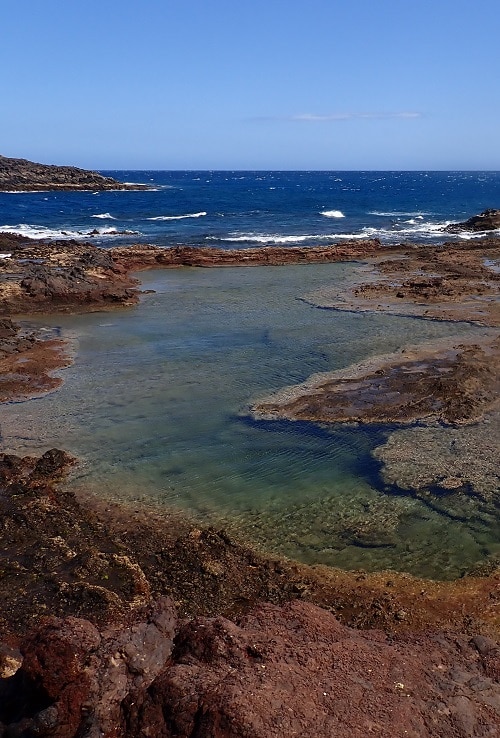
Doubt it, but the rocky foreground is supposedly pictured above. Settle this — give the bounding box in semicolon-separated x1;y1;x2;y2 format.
0;154;148;191
0;224;499;735
0;450;499;737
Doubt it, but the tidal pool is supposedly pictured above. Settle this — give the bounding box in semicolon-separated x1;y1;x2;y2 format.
2;263;497;579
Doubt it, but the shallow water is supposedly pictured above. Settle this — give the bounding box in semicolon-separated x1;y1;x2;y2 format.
2;263;497;579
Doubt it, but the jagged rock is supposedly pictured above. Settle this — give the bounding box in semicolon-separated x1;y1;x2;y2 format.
0;598;176;737
1;600;498;737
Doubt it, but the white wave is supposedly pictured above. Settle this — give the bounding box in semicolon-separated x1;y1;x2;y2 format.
87;227;142;237
206;218;499;246
0;223;140;240
368;211;430;217
147;211;207;221
0;253;12;258
0;224;84;240
208;232;367;245
356;221;500;241
91;212;116;219
320;210;345;218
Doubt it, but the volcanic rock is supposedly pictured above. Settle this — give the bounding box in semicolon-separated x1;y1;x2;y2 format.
445;208;500;233
0;154;149;191
1;600;499;737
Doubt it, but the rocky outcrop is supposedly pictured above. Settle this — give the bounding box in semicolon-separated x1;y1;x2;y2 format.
251;336;500;427
0;154;148;191
1;449;500;641
0;236;140;315
1;599;498;737
444;208;500;233
110;239;385;270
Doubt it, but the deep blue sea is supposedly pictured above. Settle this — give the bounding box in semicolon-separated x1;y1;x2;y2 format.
1;171;499;579
1;170;500;247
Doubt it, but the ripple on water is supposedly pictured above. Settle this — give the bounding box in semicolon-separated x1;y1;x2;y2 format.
1;264;496;579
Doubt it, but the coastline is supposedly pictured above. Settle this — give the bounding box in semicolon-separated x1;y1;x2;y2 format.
1;228;499;735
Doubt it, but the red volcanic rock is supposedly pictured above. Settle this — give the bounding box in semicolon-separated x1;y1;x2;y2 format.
0;598;176;737
141;600;500;738
2;600;498;737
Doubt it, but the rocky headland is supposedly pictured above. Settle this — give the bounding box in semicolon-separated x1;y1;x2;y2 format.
0;218;499;735
0;155;149;191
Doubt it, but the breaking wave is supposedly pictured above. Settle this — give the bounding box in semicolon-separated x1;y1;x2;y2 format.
207;232;366;245
147;211;207;221
0;224;140;240
91;212;116;219
368;211;430;217
320;210;345;218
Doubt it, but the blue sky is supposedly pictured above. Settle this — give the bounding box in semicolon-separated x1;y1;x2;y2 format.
1;0;499;170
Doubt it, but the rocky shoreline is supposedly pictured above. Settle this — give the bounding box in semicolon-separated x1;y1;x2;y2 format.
0;154;149;191
0;449;499;736
1;223;499;735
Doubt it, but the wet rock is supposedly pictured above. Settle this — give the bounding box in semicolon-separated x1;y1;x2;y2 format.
445;208;500;233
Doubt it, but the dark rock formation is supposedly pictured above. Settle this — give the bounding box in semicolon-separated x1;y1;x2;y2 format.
444;208;500;233
0;237;140;315
1;599;498;737
0;154;149;191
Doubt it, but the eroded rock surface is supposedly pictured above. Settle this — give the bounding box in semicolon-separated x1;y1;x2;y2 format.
0;235;139;316
110;239;385;270
251;336;500;427
1;600;499;737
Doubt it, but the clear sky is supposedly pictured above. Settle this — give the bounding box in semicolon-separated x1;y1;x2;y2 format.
1;0;499;170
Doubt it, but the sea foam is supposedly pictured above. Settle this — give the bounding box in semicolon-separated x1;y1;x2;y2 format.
209;232;366;245
0;224;139;240
91;212;116;219
147;211;207;221
320;210;345;218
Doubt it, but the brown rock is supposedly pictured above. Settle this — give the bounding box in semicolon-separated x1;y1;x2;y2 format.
110;240;385;271
0;598;176;737
141;600;500;738
2;600;499;737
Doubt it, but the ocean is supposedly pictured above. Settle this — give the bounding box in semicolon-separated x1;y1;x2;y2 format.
1;170;500;246
1;171;499;580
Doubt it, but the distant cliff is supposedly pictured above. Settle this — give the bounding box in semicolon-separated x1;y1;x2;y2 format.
0;154;148;191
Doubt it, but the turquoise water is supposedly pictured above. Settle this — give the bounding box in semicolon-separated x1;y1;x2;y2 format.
2;263;497;578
